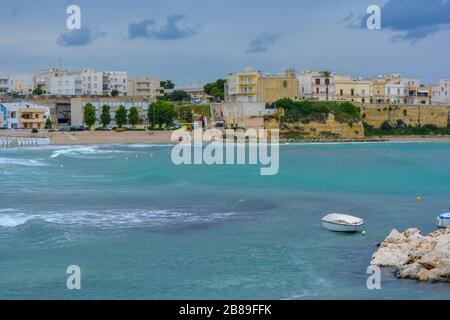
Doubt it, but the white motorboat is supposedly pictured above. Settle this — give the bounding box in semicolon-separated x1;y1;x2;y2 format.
321;213;365;232
437;212;450;228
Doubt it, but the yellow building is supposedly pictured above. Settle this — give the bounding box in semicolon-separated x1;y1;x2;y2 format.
19;108;48;129
372;79;386;104
334;76;373;104
226;68;299;104
226;68;261;103
257;69;299;103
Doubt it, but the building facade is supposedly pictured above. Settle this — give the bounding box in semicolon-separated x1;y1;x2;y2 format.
0;102;50;129
225;68;261;103
210;102;276;129
81;69;103;95
49;73;83;96
0;74;12;94
333;77;373;103
128;76;162;98
298;71;334;101
178;87;212;104
385;81;408;104
431;78;450;105
103;71;128;96
257;69;299;103
70;96;154;127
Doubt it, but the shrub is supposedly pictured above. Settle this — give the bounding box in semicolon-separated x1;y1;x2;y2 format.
31;128;38;133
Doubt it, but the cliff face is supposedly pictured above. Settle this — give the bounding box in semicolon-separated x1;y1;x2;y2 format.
272;113;365;140
360;104;449;128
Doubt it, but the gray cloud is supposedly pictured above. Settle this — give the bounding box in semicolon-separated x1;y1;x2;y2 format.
247;33;281;53
128;14;200;40
57;27;106;47
344;0;450;42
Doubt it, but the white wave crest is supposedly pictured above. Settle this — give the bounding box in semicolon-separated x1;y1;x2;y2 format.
50;146;125;159
0;209;237;229
0;158;46;167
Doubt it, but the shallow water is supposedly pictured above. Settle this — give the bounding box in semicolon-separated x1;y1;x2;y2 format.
0;142;449;299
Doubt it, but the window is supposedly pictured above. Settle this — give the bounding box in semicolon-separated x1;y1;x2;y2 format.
340;89;343;96
315;79;320;85
325;79;330;85
316;88;319;94
283;80;288;88
351;89;355;96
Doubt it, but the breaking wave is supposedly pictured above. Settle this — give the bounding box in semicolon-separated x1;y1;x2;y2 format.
0;208;237;229
0;158;47;167
50;146;126;159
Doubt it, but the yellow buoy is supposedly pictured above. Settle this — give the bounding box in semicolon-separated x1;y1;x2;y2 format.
416;196;422;201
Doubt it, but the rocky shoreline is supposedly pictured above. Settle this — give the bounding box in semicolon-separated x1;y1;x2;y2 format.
371;228;450;283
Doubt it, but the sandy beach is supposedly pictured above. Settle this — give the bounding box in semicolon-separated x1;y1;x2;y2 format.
2;130;450;145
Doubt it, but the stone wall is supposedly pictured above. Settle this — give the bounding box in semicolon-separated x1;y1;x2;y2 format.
360;104;449;128
272;113;365;140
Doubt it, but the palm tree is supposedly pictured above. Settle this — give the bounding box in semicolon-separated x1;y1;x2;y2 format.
322;71;332;101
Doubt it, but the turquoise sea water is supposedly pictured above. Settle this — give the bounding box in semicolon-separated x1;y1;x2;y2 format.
0;142;449;300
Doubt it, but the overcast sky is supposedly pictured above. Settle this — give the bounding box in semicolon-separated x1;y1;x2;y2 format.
1;0;449;86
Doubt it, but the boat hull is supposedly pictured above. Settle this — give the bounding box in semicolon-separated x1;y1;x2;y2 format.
321;220;364;232
437;218;450;228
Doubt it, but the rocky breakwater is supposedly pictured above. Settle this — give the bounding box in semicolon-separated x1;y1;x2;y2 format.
371;228;450;283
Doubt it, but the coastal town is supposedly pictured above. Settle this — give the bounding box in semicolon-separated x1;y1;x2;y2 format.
1;67;450;144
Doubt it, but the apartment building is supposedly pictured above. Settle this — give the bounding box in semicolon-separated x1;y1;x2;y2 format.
257;69;299;103
431;78;450;105
333;76;373;103
128;76;162;98
298;71;334;101
0;74;12;94
408;85;432;106
385;80;408;104
81;69;103;95
48;73;83;96
70;96;154;127
0;102;50;129
225;68;261;103
34;68;69;93
103;71;128;96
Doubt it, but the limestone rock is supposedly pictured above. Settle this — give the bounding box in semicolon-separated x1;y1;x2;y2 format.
371;227;450;283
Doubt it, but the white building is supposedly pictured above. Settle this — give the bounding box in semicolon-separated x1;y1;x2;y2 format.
49;73;83;96
103;71;128;96
298;71;335;101
127;76;162;98
385;81;408;104
81;69;103;95
34;68;70;93
0;102;50;129
0;74;12;94
431;78;450;105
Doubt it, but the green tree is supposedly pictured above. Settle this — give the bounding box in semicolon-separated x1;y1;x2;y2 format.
148;101;176;128
45;118;53;129
204;79;226;101
321;71;332;101
32;87;44;96
111;89;119;97
161;80;175;90
128;106;140;128
83;103;96;130
168;90;191;102
100;105;111;127
115;105;127;128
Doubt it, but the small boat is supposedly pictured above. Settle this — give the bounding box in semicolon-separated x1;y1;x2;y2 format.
321;213;365;232
437;212;450;228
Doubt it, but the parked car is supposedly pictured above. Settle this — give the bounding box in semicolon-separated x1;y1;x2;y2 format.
95;127;113;131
